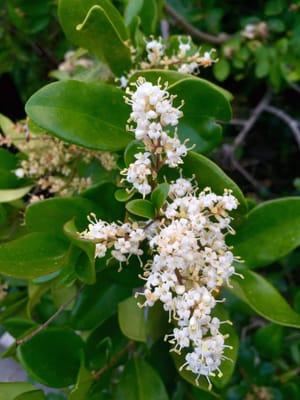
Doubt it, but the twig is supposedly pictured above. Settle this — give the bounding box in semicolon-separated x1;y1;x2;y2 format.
265;105;300;149
16;286;82;346
164;3;230;44
231;157;265;192
233;91;272;149
92;341;135;380
288;82;300;94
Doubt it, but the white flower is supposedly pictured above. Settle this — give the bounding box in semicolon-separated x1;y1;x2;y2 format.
14;168;25;178
146;39;165;64
122;152;152;196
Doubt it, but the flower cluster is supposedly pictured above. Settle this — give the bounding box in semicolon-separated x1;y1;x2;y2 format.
142;37;217;74
119;36;217;88
140;180;239;387
81;79;241;387
58;50;94;74
5;122;117;199
122;78;189;196
241;22;268;40
82;177;240;386
81;214;146;263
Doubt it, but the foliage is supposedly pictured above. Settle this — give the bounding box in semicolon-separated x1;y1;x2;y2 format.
0;1;300;400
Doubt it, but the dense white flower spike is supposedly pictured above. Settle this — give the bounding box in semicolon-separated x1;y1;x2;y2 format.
82;80;241;388
122;78;190;195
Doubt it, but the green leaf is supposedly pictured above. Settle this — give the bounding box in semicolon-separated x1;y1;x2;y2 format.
118;297;146;342
3;317;37;339
15;390;45;400
17;328;85;388
0;148;19;170
265;0;284;15
230;268;300;328
59;0;128;41
0;185;32;203
64;219;96;284
116;358;169;400
254;323;283;358
25;80;132;151
124;140;144;166
115;188;135;202
124;0;143;26
183;151;247;214
71;277;131;330
25;197;103;235
58;0;131;75
229;198;300;268
75;6;132;75
118;297;168;343
139;0;158;35
0;233;69;279
151;183;169;210
69;354;93;400
126;199;156;219
213;59;230;81
0;383;39;400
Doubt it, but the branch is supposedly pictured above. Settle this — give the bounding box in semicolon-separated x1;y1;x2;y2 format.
265;105;300;149
92;341;135;380
164;3;230;44
16;286;82;346
233;90;272;149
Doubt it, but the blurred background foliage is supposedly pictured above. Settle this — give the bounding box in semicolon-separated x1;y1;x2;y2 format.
0;0;300;399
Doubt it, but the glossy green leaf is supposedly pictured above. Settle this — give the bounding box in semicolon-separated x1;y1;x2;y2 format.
116;358;169;400
15;390;45;400
69;354;93;400
139;0;158;35
64;219;96;284
0;185;32;203
71;277;131;330
118;297;168;343
3;317;37;339
86;316;128;371
0;232;69;279
254;323;283;358
230;268;300;328
25;197;103;235
0;383;39;400
59;0;128;40
151;183;169;210
183;151;247;214
58;0;131;75
124;140;144;166
17;328;84;388
229;198;300;268
115;188;135;202
213;59;231;81
25;80;132;151
124;0;143;26
75;6;131;75
126;199;156;219
0;148;18;170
